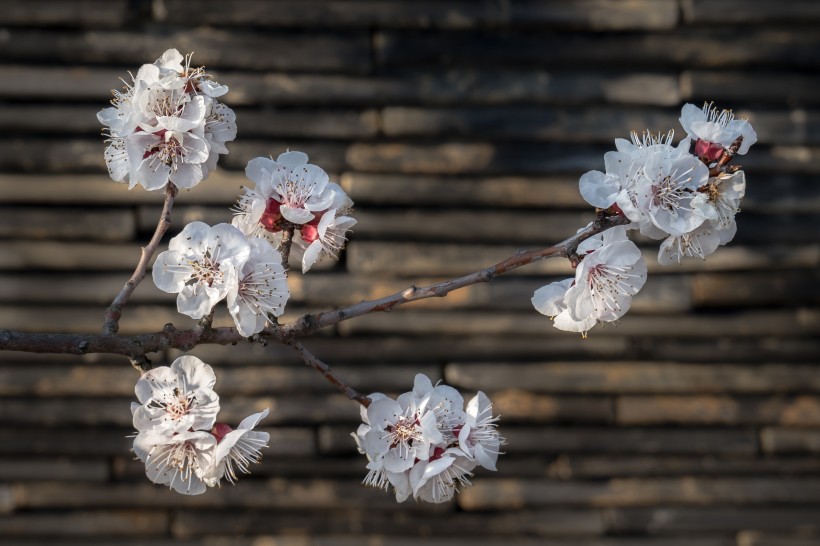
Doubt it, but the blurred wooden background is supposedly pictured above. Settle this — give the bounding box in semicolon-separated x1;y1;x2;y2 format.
1;0;820;544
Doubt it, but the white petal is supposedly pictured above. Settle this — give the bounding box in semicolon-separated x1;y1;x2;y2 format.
276;150;309;170
531;279;572;317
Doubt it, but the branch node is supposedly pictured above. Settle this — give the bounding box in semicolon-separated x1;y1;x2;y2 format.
163;323;176;333
77;340;90;353
129;355;152;374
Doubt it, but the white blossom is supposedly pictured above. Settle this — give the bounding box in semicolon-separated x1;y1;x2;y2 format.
634;150;709;237
409;448;476;504
99;48;235;191
132;355;220;434
202;409;270;487
133;430;216;495
533;228;647;336
297;183;357;273
680;102;757;158
355;374;503;504
226;237;290;337
152;222;250;319
234;152;337;236
658;221;723;264
458;392;504;471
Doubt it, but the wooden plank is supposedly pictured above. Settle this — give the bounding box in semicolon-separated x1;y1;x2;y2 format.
162;0;677;30
352;209;595;243
550;455;820;479
446;362;820;394
0;0;133;27
0;427;313;456
319;425;758;455
288;273;691;314
460;477;820;509
10;481;446;512
0;459;108;482
738;531;820;546
0;173;244;205
220;140;348;173
338;308;820;338
0;274;164;305
377;28;820;69
0;105;378;139
341;173;585;207
0;511;168;536
347;141;820;175
617;395;820;426
221;69;680;107
4;28;372;73
491;392;614;423
683;0;820;24
346;142;605;174
346;242;820;276
0;66;120;100
0;138;104;172
382;106;679;142
0;208;134;241
606;507;820;533
236;108;378;139
177;333;630;364
350;209;818;246
760;428;820;454
340;172;820;212
692;271;820;307
0;363;440;397
0;241;147;270
683;70;820;105
382;106;820;146
173;508;605;538
641;337;820;364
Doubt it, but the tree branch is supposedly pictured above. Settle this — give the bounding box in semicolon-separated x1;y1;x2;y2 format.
102;184;178;335
287;340;370;406
1;212;629;359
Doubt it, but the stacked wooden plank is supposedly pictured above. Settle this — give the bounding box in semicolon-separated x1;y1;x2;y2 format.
1;0;819;544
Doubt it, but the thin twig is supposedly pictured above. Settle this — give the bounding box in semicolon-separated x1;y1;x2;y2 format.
102;184;178;335
274;212;630;341
1;213;629;359
279;226;295;271
287;340;370;407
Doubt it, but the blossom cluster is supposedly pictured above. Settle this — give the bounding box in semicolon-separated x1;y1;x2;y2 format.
131;356;269;495
533;102;756;336
232;151;357;273
152;221;290;337
352;374;504;503
98;48;236;191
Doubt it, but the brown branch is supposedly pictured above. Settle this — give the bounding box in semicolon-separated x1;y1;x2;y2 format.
279;226;295;270
1;212;629;359
274;212;631;340
287;340;370;407
102;184;178;335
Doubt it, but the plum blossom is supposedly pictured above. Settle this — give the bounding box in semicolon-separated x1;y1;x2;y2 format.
532;227;647;336
635;150;710;237
202;409;271;487
233;152;337;235
680;102;757;160
226;238;290;336
132;355;219;434
152;222;250;319
294;182;356;272
355;374;503;504
98;48;235;191
131;356;269;495
133;430;216;495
